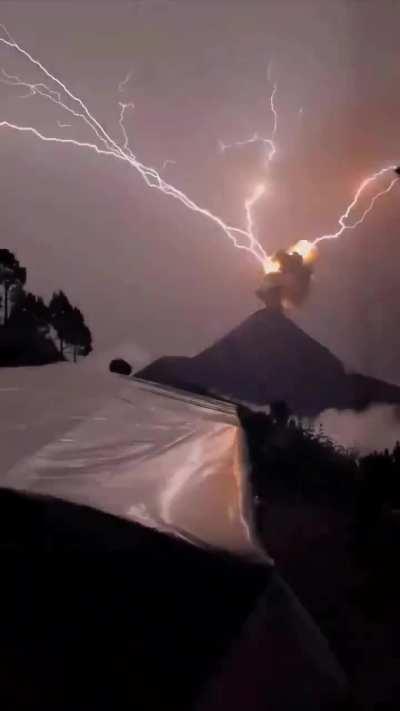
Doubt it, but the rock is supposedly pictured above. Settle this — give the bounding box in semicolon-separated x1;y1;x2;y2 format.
109;358;132;376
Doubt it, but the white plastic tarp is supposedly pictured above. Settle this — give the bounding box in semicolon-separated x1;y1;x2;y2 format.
0;364;268;561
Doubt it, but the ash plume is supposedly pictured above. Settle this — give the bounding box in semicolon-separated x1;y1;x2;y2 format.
256;249;314;309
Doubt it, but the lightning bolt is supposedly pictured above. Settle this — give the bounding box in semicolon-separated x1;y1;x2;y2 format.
0;26;399;280
269;82;278;145
117;100;136;157
218;73;278;164
216;70;279;266
0;29;268;266
161;159;176;172
313;167;399;246
244;183;268;264
118;70;133;93
218;131;276;165
287;167;400;264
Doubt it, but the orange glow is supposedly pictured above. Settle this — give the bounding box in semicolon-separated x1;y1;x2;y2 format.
289;239;318;263
263;256;281;274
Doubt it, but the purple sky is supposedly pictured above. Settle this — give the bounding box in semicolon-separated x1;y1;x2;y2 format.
1;0;400;383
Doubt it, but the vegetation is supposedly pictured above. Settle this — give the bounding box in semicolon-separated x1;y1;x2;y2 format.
238;401;400;544
0;249;92;366
48;291;92;362
0;248;27;326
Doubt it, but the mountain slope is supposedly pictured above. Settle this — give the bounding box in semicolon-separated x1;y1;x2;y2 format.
137;308;400;415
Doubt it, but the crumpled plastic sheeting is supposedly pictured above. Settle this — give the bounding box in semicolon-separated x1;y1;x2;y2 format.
1;365;269;562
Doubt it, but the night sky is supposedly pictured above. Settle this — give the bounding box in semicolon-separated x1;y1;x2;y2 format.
1;0;400;384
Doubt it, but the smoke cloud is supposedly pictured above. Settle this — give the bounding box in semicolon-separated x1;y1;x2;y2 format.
256;250;314;308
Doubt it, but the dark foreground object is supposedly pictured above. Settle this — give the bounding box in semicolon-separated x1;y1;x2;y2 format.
0;490;348;711
109;358;132;376
0;325;62;367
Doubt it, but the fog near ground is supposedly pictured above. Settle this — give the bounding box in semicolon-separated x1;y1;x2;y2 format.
315;404;400;455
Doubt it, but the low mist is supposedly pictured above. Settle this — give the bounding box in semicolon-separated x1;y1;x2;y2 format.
315;404;400;455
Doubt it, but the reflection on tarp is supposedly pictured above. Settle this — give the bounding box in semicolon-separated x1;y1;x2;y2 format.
1;366;268;561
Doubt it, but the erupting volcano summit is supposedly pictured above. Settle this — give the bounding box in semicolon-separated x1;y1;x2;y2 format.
137;297;400;416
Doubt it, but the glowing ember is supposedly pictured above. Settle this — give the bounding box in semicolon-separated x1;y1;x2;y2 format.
289;239;318;263
263;256;281;274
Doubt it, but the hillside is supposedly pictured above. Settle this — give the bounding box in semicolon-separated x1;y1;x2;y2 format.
137;307;400;416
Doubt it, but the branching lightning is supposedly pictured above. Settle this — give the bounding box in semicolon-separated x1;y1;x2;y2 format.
218;75;278;164
269;82;278;147
0;25;399;280
285;168;400;265
244;183;269;264
217;71;279;265
117;101;136;156
161;159;176;172
219;130;276;165
313;168;399;245
278;167;400;265
0;30;268;266
118;70;133;93
216;60;400;268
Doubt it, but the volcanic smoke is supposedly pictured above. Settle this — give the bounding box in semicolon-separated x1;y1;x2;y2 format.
257;239;317;309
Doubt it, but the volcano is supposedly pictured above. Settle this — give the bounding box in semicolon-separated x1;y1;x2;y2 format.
136;306;400;416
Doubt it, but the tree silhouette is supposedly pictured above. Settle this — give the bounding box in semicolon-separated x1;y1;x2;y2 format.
0;249;27;325
1;253;93;366
270;400;292;427
10;291;51;336
239;401;358;507
65;306;93;362
48;293;92;362
48;291;74;357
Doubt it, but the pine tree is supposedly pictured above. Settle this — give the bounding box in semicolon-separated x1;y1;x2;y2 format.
48;294;92;362
65;307;93;362
11;291;51;337
48;291;73;357
0;249;27;325
1;252;93;366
